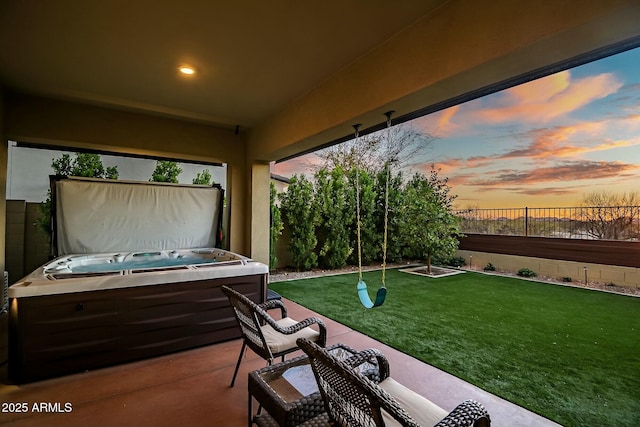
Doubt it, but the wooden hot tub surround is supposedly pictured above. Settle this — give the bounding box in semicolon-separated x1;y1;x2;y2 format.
9;274;267;383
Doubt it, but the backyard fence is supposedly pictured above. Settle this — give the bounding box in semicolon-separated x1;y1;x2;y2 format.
455;206;640;241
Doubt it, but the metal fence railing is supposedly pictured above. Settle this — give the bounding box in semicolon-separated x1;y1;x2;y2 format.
454;206;640;241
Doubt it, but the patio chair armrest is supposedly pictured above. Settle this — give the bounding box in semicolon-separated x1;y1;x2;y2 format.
343;348;390;382
266;316;327;346
434;400;491;427
257;298;288;318
373;385;423;427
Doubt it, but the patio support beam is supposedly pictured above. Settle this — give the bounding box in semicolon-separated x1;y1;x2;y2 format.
249;163;271;265
0;88;6;274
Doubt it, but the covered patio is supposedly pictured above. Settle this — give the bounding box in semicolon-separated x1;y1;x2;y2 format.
0;299;558;427
1;2;639;426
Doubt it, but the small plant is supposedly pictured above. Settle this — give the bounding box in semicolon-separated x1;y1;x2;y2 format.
561;277;573;282
436;255;466;268
450;256;466;267
517;268;537;278
483;263;496;271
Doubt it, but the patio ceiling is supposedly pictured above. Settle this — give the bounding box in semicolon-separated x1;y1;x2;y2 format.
2;1;640;165
0;0;446;129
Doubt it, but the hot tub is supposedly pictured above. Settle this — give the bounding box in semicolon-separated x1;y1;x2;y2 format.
9;177;269;383
9;248;268;383
10;248;267;298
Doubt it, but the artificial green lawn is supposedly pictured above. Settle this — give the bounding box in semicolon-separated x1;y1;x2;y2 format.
269;269;640;427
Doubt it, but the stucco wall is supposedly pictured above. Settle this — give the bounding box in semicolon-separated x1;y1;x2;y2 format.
457;250;639;289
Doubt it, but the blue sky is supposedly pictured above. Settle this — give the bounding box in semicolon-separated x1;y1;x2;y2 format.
273;47;640;208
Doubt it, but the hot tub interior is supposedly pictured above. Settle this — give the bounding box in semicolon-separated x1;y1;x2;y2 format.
44;248;244;276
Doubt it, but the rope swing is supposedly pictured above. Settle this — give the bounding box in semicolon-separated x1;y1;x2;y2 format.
355;111;394;309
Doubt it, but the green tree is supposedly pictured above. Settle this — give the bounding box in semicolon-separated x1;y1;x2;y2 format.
105;166;119;179
35;194;53;236
51;153;73;176
71;153;105;177
269;182;283;270
311;123;436;267
150;160;182;183
279;175;318;271
399;168;461;273
375;165;404;263
425;164;456;210
50;153;119;179
193;169;212;185
315;167;353;269
37;152;119;235
348;167;378;265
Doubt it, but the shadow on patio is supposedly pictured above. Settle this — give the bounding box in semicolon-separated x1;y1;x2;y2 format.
0;299;559;427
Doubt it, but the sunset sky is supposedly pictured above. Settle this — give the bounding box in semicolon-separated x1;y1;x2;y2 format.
272;47;640;208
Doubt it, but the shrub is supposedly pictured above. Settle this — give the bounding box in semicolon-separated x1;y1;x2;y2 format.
517;268;537;278
484;263;496;271
375;166;404;263
436;255;466;268
269;182;283;270
279;175;319;271
315;167;353;269
347;168;378;265
562;277;572;282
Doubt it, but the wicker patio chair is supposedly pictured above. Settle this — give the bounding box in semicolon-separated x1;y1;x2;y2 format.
221;285;327;387
297;338;491;427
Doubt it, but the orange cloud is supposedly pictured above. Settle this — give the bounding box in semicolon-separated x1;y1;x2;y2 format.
418;156;498;179
478;72;623;123
410;71;625;141
507;71;570;104
423;158;464;174
271;155;320;177
446;173;478;188
468;161;639;188
503;120;639;160
411;105;463;139
434;105;460;137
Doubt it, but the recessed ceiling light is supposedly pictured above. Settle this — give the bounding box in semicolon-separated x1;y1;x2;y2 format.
179;65;196;75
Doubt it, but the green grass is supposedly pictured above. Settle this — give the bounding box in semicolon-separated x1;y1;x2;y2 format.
270;269;640;426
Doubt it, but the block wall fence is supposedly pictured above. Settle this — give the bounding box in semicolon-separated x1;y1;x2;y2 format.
457;250;639;289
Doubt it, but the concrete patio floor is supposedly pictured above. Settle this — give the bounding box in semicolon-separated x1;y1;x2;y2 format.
0;299;559;427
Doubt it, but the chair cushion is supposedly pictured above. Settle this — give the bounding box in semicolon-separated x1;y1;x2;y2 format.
378;377;448;427
261;317;321;354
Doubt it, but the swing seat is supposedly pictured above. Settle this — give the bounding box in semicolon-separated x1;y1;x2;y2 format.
357;280;387;308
